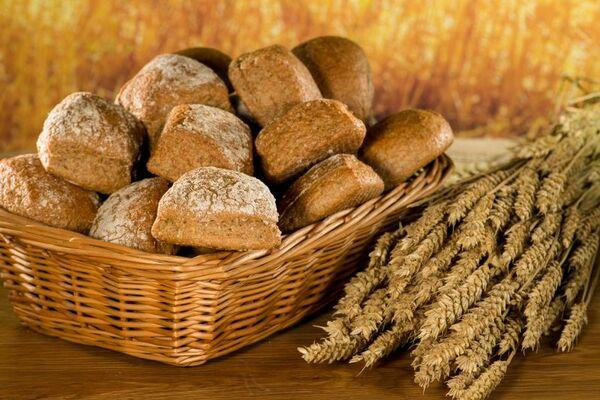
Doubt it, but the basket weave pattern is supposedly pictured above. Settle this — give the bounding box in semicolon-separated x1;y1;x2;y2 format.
0;155;452;366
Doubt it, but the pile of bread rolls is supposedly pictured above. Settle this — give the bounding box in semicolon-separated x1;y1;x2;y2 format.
0;36;453;254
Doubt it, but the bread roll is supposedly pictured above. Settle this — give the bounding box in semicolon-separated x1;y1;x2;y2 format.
228;44;322;126
255;99;366;185
293;36;374;121
89;177;176;254
152;167;281;251
279;154;384;232
0;154;100;233
359;109;453;189
147;104;253;182
37;92;144;194
116;54;232;147
175;46;233;92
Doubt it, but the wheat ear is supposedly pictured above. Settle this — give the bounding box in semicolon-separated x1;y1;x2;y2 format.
458;359;510;400
557;302;588;352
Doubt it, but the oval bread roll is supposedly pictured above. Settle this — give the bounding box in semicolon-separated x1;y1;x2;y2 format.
152;167;281;251
116;54;232;147
255;99;366;185
293;36;374;121
279;154;384;232
228;44;322;126
147;104;253;182
175;46;233;91
360;109;453;189
37;92;145;194
90;177;177;254
0;154;100;233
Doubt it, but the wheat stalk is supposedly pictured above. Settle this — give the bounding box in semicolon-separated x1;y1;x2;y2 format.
448;170;512;225
497;316;523;355
499;219;532;267
454;318;504;375
514;162;539;221
542;297;565;335
420;261;498;342
525;261;563;317
488;186;515;232
557;302;588;352
458;359;510;400
300;103;599;400
561;205;580;248
531;212;562;243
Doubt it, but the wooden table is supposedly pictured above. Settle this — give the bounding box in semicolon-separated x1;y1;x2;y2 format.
1;287;599;400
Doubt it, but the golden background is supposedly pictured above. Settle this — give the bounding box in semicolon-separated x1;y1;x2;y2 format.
0;0;598;152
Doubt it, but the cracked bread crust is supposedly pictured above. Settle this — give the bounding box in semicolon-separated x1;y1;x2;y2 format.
147;104;253;182
152;167;281;251
279;154;384;232
90;177;176;254
0;154;100;233
116;54;232;147
37;91;145;194
255;99;366;185
359;109;453;190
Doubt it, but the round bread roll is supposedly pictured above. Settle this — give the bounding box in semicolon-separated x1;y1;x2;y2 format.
89;177;176;254
147;104;253;182
228;44;322;126
37;92;144;194
0;154;100;233
279;154;384;232
293;36;374;121
152;167;281;251
175;46;233;92
255;99;366;185
359;109;454;190
116;54;232;147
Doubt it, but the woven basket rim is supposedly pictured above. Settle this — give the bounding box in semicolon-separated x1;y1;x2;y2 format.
0;154;452;278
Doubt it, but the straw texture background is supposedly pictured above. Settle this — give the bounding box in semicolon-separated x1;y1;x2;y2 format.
1;0;599;151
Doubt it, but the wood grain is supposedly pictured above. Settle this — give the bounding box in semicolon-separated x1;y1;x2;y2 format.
0;287;599;400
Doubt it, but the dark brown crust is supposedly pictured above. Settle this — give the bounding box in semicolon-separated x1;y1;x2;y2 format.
255;99;366;185
37;92;145;194
0;154;100;233
359;109;454;190
228;44;322;126
278;154;384;232
147;104;254;182
115;54;232;147
151;167;281;251
293;36;374;121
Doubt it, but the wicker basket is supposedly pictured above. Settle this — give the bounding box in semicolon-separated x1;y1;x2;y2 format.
0;155;452;366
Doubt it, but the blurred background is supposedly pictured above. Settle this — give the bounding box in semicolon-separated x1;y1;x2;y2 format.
0;0;598;153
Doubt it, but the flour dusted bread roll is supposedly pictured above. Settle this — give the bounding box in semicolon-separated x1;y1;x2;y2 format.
279;154;384;232
147;104;253;182
116;54;232;146
175;46;233;91
255;99;366;185
90;177;176;254
37;92;144;194
228;44;322;126
293;36;374;121
0;154;100;233
359;109;453;189
152;167;281;251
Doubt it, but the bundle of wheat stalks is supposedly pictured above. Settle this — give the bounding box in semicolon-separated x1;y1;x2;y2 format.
299;100;600;400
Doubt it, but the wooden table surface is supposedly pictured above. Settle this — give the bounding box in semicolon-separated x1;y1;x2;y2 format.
1;287;599;400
